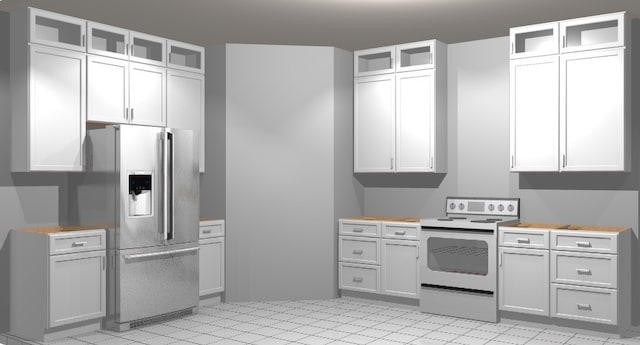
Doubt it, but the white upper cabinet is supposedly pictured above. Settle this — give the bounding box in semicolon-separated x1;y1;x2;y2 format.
130;32;166;66
560;12;625;53
354;40;447;173
354;46;395;77
167;40;205;73
510;55;559;171
510;22;559;59
396;69;435;172
354;74;395;172
87;22;129;60
396;40;435;72
560;48;625;171
129;62;167;126
29;8;86;52
509;12;628;172
87;55;129;123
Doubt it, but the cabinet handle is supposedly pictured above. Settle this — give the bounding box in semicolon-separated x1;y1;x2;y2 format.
102;256;105;270
352;228;364;233
394;230;406;235
125;108;129;120
390;158;394;170
576;241;592;248
72;241;87;247
82;34;85;47
516;238;530;244
562;35;566;48
131;108;134;121
499;252;503;267
126;43;129;55
576;303;592;310
511;42;514;54
562;154;567;168
352;249;364;255
353;277;363;283
430;157;434;169
511;155;514;169
576;268;592;275
203;229;212;234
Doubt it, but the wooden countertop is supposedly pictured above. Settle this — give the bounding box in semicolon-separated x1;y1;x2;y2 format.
507;222;629;233
15;225;107;234
346;216;421;223
200;218;220;222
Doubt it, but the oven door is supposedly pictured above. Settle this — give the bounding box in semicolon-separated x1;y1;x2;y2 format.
420;227;496;292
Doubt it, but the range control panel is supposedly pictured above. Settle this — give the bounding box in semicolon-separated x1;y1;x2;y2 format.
446;197;519;217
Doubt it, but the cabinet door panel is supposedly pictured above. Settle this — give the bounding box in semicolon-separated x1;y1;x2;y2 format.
49;251;105;327
87;56;128;123
199;238;224;296
381;240;419;299
30;46;85;171
499;247;549;316
396;70;433;172
354;74;395;172
560;48;624;171
30;8;86;52
167;70;205;172
510;56;559;171
130;62;166;126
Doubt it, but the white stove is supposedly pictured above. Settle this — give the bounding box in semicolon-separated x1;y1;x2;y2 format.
419;197;520;322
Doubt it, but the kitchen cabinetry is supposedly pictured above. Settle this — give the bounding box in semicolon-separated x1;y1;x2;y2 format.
199;220;225;298
498;227;551;316
28;8;86;52
339;218;420;299
354;40;447;173
11;43;86;171
10;228;106;342
509;12;628;172
498;223;631;334
167;70;205;172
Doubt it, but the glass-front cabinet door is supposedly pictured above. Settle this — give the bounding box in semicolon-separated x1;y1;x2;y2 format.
130;32;166;67
510;22;559;59
29;8;86;52
560;12;625;53
167;40;205;73
87;22;129;59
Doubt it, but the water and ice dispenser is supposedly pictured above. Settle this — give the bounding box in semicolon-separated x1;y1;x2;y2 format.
129;174;152;216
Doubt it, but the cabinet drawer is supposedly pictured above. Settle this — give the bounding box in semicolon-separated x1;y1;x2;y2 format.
339;263;380;293
499;228;549;248
49;230;106;255
382;222;419;240
551;251;617;289
339;220;381;237
200;220;225;239
551;283;617;325
339;237;380;264
551;231;617;254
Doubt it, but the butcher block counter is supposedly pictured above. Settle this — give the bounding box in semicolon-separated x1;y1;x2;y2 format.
507;222;629;232
344;216;421;222
14;225;108;234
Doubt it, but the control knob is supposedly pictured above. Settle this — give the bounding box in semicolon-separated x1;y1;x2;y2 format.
458;203;465;210
498;204;504;212
450;203;456;210
508;204;515;212
488;204;495;211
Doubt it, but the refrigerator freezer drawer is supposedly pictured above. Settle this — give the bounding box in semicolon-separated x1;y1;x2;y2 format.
116;243;199;323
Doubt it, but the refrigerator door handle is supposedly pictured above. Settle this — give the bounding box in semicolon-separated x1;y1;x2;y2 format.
124;247;200;260
163;129;175;241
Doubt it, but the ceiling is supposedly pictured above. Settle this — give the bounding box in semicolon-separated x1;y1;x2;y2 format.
1;0;639;51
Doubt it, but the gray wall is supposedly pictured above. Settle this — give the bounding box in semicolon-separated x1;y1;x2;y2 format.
361;36;640;325
219;44;358;301
0;11;66;333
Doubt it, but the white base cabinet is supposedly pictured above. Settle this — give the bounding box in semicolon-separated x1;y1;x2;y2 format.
339;219;419;299
499;224;631;335
199;220;225;298
10;228;106;342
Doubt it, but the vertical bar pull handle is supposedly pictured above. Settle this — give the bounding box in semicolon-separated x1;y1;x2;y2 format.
82;34;85;47
511;42;514;54
163;130;174;241
390;158;394;170
562;35;566;48
499;252;503;267
131;108;134;121
511;155;514;169
430;157;434;169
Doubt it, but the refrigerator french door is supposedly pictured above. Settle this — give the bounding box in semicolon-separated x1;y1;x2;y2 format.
87;125;199;330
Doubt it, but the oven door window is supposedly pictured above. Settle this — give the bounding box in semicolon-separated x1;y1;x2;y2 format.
427;237;488;275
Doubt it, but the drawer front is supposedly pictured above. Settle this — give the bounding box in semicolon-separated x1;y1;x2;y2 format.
551;283;617;325
339;263;380;293
339;220;380;237
499;228;549;248
551;231;617;254
49;230;106;255
339;237;380;264
200;220;225;239
382;222;419;240
551;251;617;288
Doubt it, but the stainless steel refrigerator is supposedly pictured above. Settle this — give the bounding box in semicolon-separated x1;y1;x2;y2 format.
82;124;199;331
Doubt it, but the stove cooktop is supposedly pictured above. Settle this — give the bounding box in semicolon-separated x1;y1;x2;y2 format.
421;197;520;230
